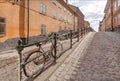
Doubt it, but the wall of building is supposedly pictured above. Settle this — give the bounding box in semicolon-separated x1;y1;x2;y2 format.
0;1;20;42
104;0;120;31
0;0;75;42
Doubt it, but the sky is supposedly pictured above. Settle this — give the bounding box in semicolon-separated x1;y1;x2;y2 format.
68;0;107;32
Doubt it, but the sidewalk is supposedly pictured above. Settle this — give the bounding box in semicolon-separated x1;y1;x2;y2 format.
46;32;95;81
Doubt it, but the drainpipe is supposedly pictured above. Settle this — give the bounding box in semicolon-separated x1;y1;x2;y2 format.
73;12;75;31
27;0;30;44
111;0;114;31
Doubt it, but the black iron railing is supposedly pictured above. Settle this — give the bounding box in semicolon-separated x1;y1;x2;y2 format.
17;28;92;81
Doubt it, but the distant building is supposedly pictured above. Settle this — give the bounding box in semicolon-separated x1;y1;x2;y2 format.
69;5;84;31
84;20;90;28
104;0;120;31
99;16;106;32
0;0;84;43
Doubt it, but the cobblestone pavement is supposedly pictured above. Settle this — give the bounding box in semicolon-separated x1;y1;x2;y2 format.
70;32;120;81
50;32;120;81
48;32;95;81
105;32;120;45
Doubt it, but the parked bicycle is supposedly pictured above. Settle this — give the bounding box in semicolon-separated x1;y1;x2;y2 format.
22;33;63;77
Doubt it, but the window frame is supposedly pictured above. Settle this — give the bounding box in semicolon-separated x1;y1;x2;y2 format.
41;24;46;35
0;17;6;36
40;3;46;15
53;10;57;19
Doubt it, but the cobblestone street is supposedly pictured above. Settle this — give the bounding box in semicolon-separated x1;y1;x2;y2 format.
49;32;120;81
1;0;120;81
70;32;120;81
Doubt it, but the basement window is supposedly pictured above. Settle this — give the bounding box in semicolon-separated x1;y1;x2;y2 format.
41;24;46;35
0;17;6;36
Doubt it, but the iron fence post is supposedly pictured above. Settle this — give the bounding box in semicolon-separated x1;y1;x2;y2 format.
81;28;83;38
84;28;85;35
17;40;24;81
85;28;86;35
70;30;72;48
54;33;57;63
77;28;79;42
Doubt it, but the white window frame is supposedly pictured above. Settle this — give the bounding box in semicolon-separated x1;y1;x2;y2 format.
53;10;57;18
0;17;6;36
40;3;46;15
58;14;62;20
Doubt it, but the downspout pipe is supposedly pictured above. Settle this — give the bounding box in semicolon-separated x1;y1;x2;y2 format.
27;0;30;44
111;0;114;32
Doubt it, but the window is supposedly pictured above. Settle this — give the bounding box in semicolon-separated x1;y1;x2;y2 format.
119;14;120;24
15;0;20;3
58;3;62;8
52;0;56;4
67;19;70;23
9;0;21;4
64;16;66;21
58;14;62;20
53;10;57;18
41;24;46;35
64;8;66;12
0;17;6;36
41;3;46;14
64;27;66;30
59;26;62;31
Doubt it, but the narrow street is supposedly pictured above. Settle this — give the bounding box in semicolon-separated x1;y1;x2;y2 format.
69;32;120;81
0;0;120;81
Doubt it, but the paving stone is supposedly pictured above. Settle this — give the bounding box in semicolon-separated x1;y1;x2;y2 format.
48;32;95;81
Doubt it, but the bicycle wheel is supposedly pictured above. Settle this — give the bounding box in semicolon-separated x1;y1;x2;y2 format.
56;42;63;58
23;50;45;77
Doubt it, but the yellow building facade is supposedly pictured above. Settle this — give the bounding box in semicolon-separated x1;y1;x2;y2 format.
0;0;78;42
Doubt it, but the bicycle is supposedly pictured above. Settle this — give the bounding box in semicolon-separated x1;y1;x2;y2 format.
23;33;63;77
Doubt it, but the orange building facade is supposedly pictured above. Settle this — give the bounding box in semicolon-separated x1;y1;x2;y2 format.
0;0;84;43
101;0;120;31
